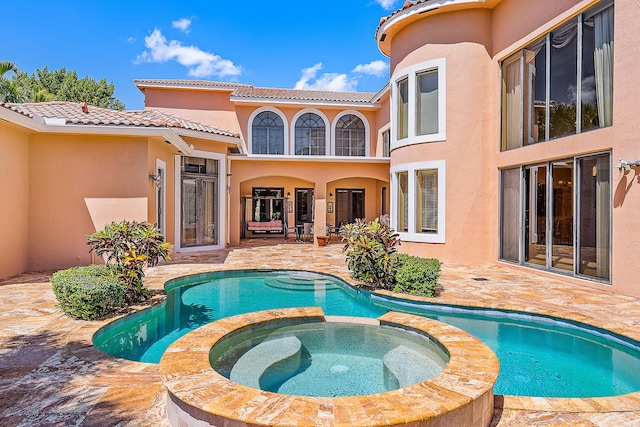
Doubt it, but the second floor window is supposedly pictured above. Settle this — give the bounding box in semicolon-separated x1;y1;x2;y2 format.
295;113;326;155
501;1;614;151
335;114;365;156
252;111;284;154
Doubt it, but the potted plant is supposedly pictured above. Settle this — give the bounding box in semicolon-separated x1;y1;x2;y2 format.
316;235;329;246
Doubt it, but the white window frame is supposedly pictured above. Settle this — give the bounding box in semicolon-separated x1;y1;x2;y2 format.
290;108;330;156
173;150;227;252
330;110;370;157
247;107;289;155
390;160;446;243
391;58;446;149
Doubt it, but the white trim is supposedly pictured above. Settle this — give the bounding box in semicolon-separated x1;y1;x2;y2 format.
155;158;167;236
390;160;446;243
330;110;371;157
174;150;227;252
230;97;380;109
390;58;447;149
230;154;390;164
290;108;331;156
246;107;289;155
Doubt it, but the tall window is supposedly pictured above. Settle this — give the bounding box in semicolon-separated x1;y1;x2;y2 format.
416;170;438;233
382;129;391;157
397;78;409;140
252;111;284;154
392;160;445;243
397;172;408;232
392;58;446;148
416;70;439;136
335;114;366;156
295;113;326;155
501;1;614;150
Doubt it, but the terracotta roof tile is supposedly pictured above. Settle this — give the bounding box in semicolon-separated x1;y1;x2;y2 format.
1;101;239;138
135;79;379;104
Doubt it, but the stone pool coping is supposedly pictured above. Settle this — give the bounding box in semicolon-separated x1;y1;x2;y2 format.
159;307;500;427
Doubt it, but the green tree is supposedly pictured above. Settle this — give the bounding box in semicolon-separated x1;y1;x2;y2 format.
0;61;28;103
0;62;125;109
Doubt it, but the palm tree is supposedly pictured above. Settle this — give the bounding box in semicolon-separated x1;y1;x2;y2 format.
0;61;19;78
0;61;23;103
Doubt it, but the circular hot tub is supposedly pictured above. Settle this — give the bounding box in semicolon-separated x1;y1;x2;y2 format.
210;319;449;397
160;307;499;427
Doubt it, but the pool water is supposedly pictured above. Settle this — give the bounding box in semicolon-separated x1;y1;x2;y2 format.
209;322;448;397
93;270;640;398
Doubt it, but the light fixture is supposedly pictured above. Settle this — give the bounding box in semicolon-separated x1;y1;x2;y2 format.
149;174;162;188
615;159;640;172
286;192;291;199
329;192;333;202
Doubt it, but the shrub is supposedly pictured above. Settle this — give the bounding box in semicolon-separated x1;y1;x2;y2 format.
86;220;170;303
51;265;126;320
393;254;441;297
341;218;400;290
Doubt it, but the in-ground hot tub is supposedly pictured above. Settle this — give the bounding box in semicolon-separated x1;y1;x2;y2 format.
160;307;500;427
210;317;448;397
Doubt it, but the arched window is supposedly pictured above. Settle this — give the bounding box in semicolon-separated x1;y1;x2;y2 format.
335;114;366;156
252;111;284;154
294;113;326;155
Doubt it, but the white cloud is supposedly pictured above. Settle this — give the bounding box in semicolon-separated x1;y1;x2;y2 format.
375;0;398;10
352;60;388;77
294;63;357;92
172;18;193;34
135;29;241;78
127;36;136;44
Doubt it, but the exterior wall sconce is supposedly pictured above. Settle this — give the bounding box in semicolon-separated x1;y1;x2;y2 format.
329;192;333;201
615;159;640;172
149;174;162;188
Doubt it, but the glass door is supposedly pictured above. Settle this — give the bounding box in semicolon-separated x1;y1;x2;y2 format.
180;157;218;247
295;188;314;226
335;188;365;227
524;165;547;266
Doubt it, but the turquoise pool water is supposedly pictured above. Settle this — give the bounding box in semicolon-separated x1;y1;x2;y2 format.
93;270;640;398
210;322;448;397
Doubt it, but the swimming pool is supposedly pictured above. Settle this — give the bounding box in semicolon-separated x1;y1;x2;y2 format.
93;270;640;398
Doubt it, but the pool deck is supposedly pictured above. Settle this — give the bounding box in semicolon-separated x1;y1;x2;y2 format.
1;243;640;426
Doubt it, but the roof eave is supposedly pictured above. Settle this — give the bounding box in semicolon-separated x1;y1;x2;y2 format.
229;97;380;109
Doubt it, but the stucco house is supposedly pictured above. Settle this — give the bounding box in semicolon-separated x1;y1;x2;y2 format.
2;0;638;297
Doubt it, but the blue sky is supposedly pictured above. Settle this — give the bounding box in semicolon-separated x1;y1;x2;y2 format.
3;0;401;109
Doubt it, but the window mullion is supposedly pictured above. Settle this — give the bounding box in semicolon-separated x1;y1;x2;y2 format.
545;34;551;141
576;15;583;134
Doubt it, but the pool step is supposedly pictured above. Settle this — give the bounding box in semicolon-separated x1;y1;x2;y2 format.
264;274;338;291
383;345;444;388
230;336;302;389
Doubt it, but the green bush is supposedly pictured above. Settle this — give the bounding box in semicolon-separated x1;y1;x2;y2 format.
393;254;441;297
51;265;126;320
341;218;400;290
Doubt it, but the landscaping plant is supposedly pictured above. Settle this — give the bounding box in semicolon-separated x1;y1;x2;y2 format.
51;264;126;320
87;220;171;302
341;218;400;290
394;254;441;297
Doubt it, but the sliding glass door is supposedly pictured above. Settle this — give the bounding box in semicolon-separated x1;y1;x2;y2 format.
500;153;610;282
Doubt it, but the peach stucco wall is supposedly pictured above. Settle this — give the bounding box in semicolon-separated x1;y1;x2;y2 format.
389;12;497;264
143;87;241;135
28;134;150;271
0;123;30;278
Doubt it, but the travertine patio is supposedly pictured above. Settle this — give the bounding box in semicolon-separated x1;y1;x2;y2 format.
2;243;640;426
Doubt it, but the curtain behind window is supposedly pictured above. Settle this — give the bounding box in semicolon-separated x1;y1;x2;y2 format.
594;6;614;127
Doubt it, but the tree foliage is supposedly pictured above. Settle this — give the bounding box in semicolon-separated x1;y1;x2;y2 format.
0;62;125;109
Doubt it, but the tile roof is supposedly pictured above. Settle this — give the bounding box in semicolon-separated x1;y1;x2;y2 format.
135;79;379;104
1;101;239;138
377;0;434;33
